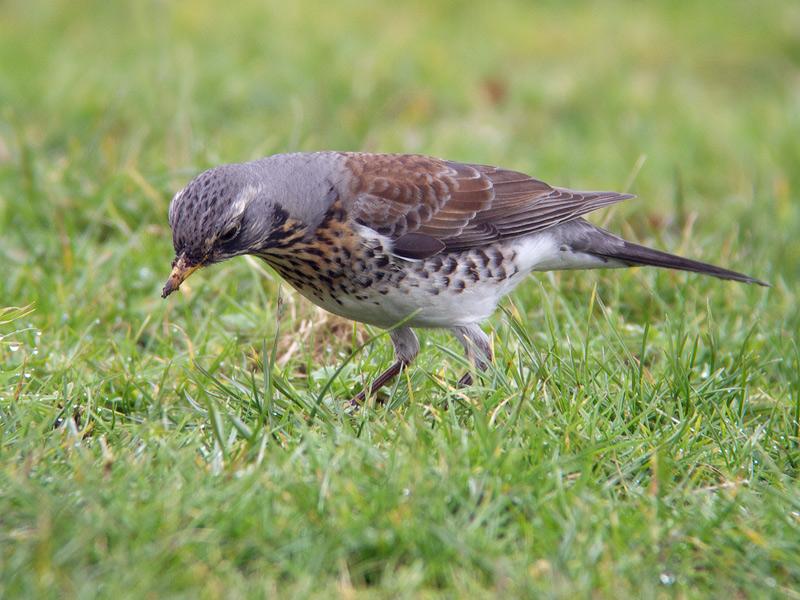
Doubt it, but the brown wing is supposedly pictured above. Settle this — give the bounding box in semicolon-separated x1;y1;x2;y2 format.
342;153;633;254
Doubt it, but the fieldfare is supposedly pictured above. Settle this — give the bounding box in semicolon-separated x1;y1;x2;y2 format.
162;152;766;402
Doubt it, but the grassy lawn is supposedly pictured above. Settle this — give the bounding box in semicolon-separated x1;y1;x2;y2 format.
1;0;798;596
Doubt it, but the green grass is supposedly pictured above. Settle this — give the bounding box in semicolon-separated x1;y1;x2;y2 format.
1;0;799;596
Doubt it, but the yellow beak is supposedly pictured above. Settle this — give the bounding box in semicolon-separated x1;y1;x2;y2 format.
161;255;201;298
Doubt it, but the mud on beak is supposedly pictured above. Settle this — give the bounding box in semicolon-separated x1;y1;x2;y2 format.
161;255;201;298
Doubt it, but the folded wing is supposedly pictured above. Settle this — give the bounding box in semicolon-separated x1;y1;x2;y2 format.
342;153;633;256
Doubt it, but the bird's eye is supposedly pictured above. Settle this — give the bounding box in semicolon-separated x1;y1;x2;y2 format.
218;223;240;244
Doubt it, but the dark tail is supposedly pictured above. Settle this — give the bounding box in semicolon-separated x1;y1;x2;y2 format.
593;240;768;286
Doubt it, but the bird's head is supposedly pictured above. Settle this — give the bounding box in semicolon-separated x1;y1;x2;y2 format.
161;163;280;298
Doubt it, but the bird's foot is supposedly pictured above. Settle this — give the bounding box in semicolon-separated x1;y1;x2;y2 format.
348;389;386;408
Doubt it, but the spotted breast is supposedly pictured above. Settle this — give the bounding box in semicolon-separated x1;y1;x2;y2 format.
254;200;535;328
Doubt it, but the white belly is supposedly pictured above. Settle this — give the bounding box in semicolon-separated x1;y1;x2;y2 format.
319;275;524;328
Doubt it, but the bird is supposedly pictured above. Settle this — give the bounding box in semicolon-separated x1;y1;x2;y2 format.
162;151;766;403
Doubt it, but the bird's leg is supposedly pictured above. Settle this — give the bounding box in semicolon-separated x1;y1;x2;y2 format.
351;326;419;405
451;325;493;387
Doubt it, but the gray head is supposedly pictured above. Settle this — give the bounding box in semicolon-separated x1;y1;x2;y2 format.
162;163;280;297
161;152;345;298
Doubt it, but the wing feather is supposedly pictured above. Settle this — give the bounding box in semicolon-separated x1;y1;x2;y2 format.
341;153;633;253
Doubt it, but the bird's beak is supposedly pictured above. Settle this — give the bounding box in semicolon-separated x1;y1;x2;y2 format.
161;254;201;298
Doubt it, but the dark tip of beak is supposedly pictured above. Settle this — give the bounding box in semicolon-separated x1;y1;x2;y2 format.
161;280;178;299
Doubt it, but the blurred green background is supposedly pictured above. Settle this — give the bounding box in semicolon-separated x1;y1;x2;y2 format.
1;0;798;597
